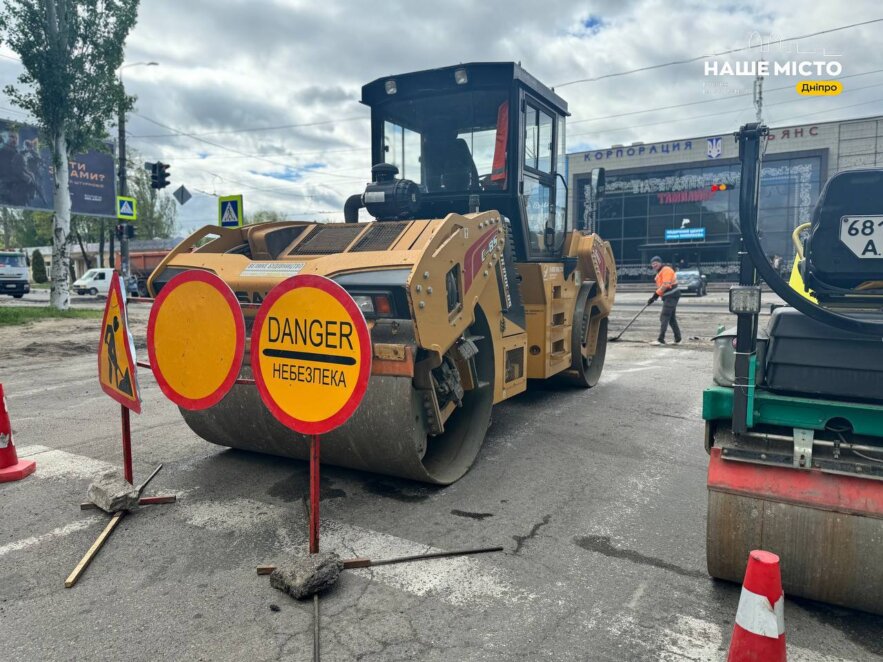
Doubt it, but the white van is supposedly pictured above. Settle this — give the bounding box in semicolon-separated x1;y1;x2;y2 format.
73;268;115;296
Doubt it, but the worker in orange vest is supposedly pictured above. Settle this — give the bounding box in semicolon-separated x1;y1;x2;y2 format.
647;256;681;345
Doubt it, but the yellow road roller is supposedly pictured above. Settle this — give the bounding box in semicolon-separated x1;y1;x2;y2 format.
148;62;616;484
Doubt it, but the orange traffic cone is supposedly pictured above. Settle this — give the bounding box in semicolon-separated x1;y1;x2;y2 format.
727;549;786;662
0;384;36;482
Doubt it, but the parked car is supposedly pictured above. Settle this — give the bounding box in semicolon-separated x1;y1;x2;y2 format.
73;268;115;296
677;268;708;296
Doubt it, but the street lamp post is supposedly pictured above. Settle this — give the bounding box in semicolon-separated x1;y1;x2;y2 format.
117;61;158;285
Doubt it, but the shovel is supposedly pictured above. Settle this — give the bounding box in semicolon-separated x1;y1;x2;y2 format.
609;302;651;342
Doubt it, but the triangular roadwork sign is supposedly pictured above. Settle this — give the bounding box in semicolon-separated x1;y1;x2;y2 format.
222;202;238;224
97;273;141;413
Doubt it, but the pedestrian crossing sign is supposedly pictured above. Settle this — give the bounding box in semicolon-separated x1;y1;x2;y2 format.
116;196;137;221
219;195;243;228
97;272;141;413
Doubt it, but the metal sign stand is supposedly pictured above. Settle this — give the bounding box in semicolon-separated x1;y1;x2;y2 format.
309;434;321;554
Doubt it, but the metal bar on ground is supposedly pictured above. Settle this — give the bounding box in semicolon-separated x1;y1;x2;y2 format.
136;464;163;496
256;546;505;575
65;511;126;588
309;434;320;554
121;405;133;484
364;546;505;567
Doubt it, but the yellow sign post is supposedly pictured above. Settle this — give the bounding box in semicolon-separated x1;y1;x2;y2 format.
147;270;246;410
251;274;371;552
98;273;141;414
97;272;141;484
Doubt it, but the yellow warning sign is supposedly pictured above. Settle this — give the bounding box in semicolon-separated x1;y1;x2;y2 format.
147;270;245;410
98;273;141;413
252;275;371;435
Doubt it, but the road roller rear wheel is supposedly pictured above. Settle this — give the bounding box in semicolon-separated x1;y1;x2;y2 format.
179;309;495;485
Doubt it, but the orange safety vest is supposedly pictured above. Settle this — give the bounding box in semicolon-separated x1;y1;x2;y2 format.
655;265;678;297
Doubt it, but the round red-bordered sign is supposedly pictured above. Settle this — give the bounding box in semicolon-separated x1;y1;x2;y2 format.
251;274;372;435
147;270;246;410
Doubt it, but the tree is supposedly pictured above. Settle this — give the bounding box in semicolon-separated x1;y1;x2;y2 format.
130;163;176;239
0;0;140;309
245;209;289;225
12;209;52;246
31;247;47;282
0;207;23;249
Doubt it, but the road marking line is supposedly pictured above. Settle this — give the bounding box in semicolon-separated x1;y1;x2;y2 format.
180;497;530;606
7;377;96;399
0;519;96;557
659;614;856;662
16;444;115;480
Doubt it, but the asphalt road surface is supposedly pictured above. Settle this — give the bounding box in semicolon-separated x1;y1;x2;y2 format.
1;297;881;661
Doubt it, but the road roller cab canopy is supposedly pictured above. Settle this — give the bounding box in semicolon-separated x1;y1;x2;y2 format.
361;62;571;262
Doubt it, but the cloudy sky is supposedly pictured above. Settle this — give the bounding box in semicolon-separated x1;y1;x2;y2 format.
2;0;882;234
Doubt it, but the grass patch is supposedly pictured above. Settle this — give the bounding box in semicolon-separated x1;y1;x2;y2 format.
0;306;102;326
29;282;51;289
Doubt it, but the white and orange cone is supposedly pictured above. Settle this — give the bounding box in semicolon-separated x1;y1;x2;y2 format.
727;549;786;662
0;384;36;482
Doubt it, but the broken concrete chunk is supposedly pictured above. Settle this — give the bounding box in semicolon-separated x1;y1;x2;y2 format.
269;552;343;600
87;470;139;513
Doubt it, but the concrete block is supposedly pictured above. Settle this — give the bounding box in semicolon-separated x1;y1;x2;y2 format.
269;552;343;600
87;470;139;513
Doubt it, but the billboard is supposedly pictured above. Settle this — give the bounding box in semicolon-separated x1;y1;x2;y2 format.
0;119;117;217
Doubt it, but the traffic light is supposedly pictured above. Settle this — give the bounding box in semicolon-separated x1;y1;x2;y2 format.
115;224;135;239
150;161;170;189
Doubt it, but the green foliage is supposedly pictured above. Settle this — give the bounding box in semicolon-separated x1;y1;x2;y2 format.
0;207;22;248
0;0;141;160
130;162;176;238
31;247;47;282
0;305;101;326
1;209;53;246
245;209;289;225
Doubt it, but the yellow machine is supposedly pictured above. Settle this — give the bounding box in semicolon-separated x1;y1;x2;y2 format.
148;63;616;484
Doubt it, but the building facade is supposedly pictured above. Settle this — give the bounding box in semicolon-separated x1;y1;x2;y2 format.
567;115;883;280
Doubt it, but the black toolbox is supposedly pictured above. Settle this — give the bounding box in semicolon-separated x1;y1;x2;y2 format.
765;307;883;403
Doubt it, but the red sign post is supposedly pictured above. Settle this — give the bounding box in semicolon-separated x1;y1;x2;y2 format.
251;275;371;552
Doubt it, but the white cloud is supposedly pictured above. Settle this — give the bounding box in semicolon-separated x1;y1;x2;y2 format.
3;1;881;232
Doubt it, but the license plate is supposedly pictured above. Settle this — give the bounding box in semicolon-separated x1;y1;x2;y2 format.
840;215;883;259
4;283;14;289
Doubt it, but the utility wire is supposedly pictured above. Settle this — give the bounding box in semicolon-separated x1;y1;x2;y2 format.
554;17;882;88
567;80;883;140
131;115;367;139
130;112;366;180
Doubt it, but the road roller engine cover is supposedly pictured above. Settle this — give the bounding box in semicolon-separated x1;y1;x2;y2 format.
703;124;883;615
147;62;616;485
